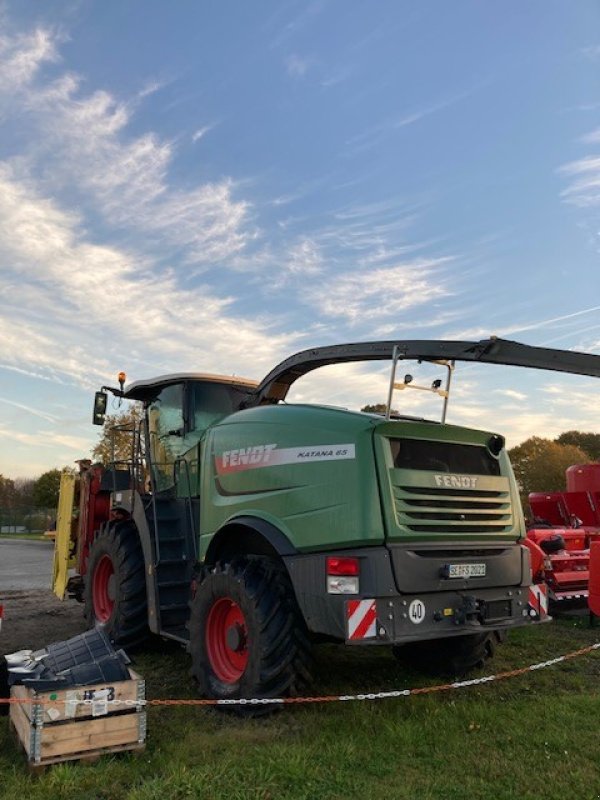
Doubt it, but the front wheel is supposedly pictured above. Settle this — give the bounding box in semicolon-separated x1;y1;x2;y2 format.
392;630;506;677
84;521;149;648
189;558;312;712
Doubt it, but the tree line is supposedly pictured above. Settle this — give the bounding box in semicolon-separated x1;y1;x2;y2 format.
0;469;64;532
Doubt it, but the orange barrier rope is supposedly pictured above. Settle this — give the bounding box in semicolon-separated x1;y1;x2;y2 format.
1;642;599;708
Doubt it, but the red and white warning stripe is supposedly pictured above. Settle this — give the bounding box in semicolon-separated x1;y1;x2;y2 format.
528;583;549;619
346;599;377;640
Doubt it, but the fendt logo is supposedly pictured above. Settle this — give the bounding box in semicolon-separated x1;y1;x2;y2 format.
221;444;277;469
434;474;478;489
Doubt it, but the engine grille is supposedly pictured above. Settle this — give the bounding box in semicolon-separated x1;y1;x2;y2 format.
393;482;513;534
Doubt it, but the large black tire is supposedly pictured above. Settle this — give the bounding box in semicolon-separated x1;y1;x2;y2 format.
84;521;149;649
189;557;312;714
392;630;506;677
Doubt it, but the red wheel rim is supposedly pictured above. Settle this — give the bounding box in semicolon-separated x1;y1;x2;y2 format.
205;598;249;683
92;554;115;622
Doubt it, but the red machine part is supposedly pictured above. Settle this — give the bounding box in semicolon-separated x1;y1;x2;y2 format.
522;537;545;582
76;465;112;577
566;463;600;493
526;528;591;602
588;541;600;617
530;464;600;529
528;492;570;527
527;463;600;605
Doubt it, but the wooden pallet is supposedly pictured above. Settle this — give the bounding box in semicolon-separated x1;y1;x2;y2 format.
9;668;146;768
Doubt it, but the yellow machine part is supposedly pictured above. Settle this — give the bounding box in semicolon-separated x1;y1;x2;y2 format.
51;471;77;600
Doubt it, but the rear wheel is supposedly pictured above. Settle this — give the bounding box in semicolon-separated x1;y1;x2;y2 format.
392;630;506;677
84;521;149;648
189;557;312;713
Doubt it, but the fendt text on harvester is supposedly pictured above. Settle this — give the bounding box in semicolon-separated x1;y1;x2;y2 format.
52;337;600;710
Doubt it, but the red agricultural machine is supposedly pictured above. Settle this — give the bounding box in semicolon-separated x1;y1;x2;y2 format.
525;463;600;606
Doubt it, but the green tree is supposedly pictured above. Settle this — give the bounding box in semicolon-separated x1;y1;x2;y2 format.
32;469;63;509
14;477;35;508
0;474;15;508
555;431;600;462
0;475;16;531
508;437;590;508
92;405;144;465
361;403;398;415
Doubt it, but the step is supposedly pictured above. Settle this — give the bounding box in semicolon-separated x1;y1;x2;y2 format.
155;557;190;566
157;579;191;590
159;602;190;613
159;626;190;644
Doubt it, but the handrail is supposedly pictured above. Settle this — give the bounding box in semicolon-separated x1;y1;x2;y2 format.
174;457;198;560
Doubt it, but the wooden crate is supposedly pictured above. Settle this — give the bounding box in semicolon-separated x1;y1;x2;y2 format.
9;668;146;767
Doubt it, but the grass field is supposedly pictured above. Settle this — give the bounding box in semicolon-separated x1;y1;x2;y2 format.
2;615;600;800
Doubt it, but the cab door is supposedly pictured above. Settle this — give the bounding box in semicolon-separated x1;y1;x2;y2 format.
147;383;185;492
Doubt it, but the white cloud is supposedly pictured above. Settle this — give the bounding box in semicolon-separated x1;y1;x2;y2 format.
559;155;600;207
277;238;323;286
447;304;600;342
138;80;168;99
343;92;472;157
493;389;527;401
191;124;215;143
0;425;85;451
0;397;58;423
580;127;600;144
0;164;298;390
443;377;600;447
581;45;600;61
0;27;57;94
321;65;354;89
0;29;254;268
303;257;453;323
285;54;311;77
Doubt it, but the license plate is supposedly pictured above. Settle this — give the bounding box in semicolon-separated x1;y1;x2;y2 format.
447;563;486;579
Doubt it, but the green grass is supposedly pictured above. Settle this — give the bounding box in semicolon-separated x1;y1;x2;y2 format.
2;617;600;800
0;533;48;541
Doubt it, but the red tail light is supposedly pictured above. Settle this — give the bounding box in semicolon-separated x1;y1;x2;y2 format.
327;557;360;576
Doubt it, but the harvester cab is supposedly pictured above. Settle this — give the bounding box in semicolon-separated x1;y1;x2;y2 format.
52;336;600;709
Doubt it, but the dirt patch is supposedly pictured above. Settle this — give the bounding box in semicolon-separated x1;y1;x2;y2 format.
1;590;87;655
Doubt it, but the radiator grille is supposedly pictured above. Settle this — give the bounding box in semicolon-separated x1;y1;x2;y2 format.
393;483;512;534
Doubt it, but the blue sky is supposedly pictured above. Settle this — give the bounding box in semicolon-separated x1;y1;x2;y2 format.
0;0;599;478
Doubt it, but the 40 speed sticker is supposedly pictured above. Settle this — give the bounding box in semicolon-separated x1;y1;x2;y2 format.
408;599;426;624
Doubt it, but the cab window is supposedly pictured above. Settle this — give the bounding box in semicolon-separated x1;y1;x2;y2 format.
148;384;184;491
190;382;245;434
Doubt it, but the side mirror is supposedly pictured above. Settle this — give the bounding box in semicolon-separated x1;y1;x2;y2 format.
93;391;108;426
